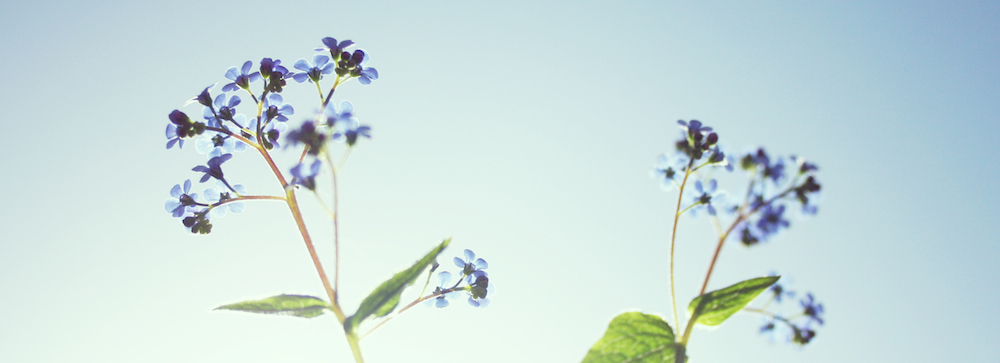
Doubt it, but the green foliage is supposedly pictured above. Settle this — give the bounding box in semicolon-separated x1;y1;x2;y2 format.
214;294;330;318
688;276;779;326
582;312;685;363
345;239;451;332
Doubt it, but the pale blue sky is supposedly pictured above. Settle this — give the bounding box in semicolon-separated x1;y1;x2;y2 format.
1;1;998;362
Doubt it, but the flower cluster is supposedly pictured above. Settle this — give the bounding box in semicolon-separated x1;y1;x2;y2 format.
425;249;494;309
757;282;825;346
163;37;379;233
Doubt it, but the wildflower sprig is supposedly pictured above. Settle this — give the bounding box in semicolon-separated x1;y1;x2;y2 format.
584;120;825;363
162;37;486;363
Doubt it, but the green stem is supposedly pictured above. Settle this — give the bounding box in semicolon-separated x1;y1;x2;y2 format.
668;159;695;332
345;332;365;363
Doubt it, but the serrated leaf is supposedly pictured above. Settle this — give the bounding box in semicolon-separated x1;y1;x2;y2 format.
214;294;329;318
582;312;685;363
687;276;779;326
345;239;450;332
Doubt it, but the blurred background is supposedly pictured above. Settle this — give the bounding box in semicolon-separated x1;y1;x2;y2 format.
1;0;997;362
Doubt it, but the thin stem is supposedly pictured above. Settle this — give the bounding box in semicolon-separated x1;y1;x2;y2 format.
314;81;325;104
324;152;342;303
668;159;695;332
284;188;345;322
360;286;462;339
323;75;342;107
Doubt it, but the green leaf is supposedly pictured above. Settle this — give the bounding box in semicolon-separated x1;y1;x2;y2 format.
687;276;779;326
214;294;329;318
345;238;450;332
582;312;685;363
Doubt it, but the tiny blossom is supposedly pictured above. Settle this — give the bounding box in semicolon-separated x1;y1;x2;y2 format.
800;293;825;327
743;148;786;184
650;152;687;192
790;155;818;175
262;93;294;123
756;204;790;239
292;55;335;84
195;125;249;158
223;61;262;92
164;180;200;217
316;37;355;59
327;101;371;146
285;121;326;155
193;154;233;183
166;124;184;149
425;271;461;308
291;159;321;190
454;249;488;283
204;93;241;126
203;182;248;218
691;179;728;216
794;176;822;210
769;283;796;303
262;121;287;149
187;83;216;107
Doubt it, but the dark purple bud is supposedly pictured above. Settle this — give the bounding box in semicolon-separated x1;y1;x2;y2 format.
706;132;718;146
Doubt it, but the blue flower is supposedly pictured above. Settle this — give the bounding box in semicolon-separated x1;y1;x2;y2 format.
794;176;821;214
800;293;824;327
326;101;371;146
316;37;355;58
164;180;201;217
166;124;184;149
691;179;728;216
454;249;488;283
195;125;249;158
203;93;241;127
768;282;796;303
285;121;327;155
291;159;321;190
203;182;247;218
649;152;687;192
262;93;294;122
292;55;336;84
187;83;216;107
222;61;262;92
425;271;461;308
192;154;233;183
355;52;378;85
756;204;790;239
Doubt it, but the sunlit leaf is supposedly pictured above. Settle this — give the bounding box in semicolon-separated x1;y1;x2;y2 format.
582;312;684;363
345;239;450;332
215;294;329;318
688;276;779;326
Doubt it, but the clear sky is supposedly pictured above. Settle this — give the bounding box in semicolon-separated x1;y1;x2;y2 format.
1;0;998;362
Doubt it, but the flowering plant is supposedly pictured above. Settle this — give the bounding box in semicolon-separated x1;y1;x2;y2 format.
163;37;492;363
582;120;826;362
